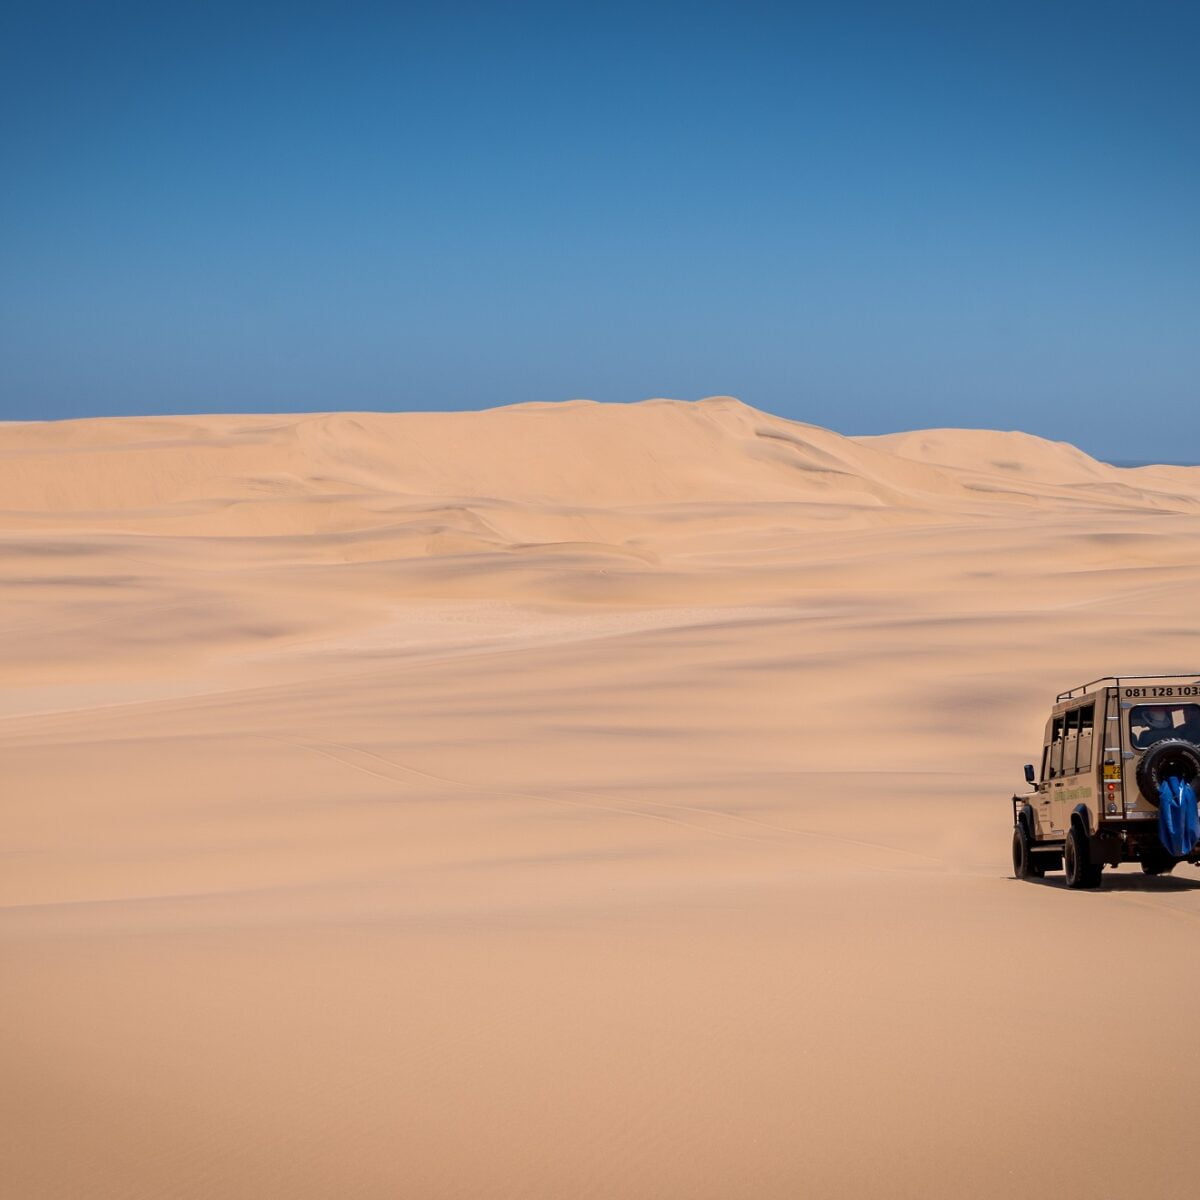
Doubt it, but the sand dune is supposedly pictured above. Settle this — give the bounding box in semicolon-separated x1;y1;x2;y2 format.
861;426;1114;482
4;399;1200;1199
4;398;1194;529
1;399;957;513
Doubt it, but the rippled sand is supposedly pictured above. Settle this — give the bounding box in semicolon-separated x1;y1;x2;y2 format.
5;399;1200;1198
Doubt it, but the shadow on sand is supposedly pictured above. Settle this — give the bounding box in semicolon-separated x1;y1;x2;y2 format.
1020;871;1200;893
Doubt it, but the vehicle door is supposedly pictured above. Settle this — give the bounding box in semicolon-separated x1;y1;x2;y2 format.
1068;702;1096;822
1040;713;1066;835
1046;710;1076;835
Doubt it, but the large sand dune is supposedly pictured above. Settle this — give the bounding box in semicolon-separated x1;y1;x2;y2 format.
4;398;1200;1198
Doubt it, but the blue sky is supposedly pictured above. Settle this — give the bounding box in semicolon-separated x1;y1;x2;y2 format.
1;0;1196;460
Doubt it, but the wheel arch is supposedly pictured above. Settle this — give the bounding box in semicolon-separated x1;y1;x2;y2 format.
1018;803;1037;838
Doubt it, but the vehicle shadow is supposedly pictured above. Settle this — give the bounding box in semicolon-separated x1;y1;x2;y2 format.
1092;872;1200;892
1020;872;1200;892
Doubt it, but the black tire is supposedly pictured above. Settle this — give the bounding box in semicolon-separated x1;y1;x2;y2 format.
1064;824;1103;889
1012;823;1044;880
1136;738;1200;804
1141;851;1177;877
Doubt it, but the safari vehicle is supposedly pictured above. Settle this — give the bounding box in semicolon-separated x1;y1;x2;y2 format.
1012;675;1200;888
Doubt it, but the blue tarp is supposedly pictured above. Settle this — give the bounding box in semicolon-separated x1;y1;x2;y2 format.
1158;777;1200;857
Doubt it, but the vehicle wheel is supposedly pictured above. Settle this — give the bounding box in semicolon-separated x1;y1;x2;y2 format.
1135;738;1200;803
1141;851;1177;877
1064;825;1103;889
1012;823;1044;880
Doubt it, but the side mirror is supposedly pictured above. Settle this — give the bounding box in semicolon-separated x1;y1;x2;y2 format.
1023;763;1036;785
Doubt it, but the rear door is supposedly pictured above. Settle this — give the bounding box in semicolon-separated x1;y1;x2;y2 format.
1045;712;1068;835
1067;702;1097;824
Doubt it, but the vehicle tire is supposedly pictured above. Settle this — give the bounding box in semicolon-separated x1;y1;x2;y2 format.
1141;859;1177;876
1135;738;1200;804
1140;850;1177;877
1064;824;1103;889
1012;823;1044;880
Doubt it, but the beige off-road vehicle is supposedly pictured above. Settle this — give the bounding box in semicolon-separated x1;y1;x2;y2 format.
1012;675;1200;888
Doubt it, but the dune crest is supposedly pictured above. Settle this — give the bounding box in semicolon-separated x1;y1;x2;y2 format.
2;400;1195;542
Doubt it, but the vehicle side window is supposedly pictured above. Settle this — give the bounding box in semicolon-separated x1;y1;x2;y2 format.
1049;715;1065;777
1075;703;1094;772
1041;743;1051;782
1063;708;1080;774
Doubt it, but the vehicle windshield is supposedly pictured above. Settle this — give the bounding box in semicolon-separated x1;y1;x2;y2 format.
1130;703;1200;750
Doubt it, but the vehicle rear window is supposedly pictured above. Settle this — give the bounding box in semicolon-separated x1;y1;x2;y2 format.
1130;703;1200;750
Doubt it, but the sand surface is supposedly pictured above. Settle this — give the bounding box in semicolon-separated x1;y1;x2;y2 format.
4;397;1200;1199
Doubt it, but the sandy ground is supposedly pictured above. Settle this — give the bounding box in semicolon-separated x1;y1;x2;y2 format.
4;398;1200;1199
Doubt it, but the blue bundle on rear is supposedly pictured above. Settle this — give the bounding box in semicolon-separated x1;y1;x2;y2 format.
1158;777;1200;857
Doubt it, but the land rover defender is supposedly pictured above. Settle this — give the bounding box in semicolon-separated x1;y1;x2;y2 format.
1012;675;1200;888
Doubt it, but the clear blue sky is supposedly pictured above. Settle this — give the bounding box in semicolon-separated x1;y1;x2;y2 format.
2;1;1196;460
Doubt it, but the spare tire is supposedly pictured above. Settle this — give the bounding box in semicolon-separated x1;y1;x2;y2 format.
1135;738;1200;804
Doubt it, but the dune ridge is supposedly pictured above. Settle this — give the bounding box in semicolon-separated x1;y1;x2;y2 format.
4;398;1195;534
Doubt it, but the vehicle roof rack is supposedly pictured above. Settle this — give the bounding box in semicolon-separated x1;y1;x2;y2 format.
1056;674;1200;702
